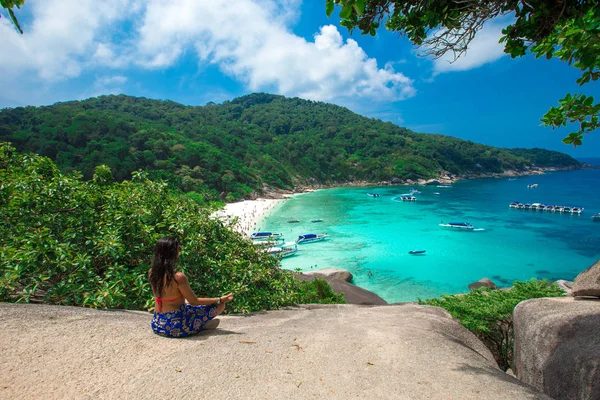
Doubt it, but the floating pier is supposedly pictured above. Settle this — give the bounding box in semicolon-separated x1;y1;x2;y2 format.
509;202;584;214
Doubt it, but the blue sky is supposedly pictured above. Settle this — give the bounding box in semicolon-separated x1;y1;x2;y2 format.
1;0;598;157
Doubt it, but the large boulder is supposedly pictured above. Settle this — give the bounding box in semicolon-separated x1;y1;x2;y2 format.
514;297;600;399
303;268;353;282
297;273;387;305
572;260;600;297
0;303;551;399
468;278;497;291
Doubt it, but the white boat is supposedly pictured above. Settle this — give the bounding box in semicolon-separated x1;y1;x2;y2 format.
367;193;380;198
571;207;584;215
509;202;521;208
437;185;452;188
251;232;284;241
400;194;417;202
439;222;484;231
266;242;298;258
409;188;421;194
592;214;600;221
296;233;329;244
434;192;440;195
527;184;539;188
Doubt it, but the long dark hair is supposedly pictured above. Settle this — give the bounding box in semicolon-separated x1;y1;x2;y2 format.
149;236;180;297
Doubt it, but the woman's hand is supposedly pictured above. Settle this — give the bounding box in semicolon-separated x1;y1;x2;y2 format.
220;293;234;303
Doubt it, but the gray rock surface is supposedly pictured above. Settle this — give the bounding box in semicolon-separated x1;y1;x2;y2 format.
468;278;497;291
514;297;600;399
303;267;353;282
297;273;387;305
572;260;600;297
0;303;550;400
554;280;573;295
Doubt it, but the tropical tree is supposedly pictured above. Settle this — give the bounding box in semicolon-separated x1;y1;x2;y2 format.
326;0;599;146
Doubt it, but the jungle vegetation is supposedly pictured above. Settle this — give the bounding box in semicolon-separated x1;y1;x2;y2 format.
0;93;580;201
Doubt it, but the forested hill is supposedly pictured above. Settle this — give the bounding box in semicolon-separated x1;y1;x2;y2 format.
0;93;580;201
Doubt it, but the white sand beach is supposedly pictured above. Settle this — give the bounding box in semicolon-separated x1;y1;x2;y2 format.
214;198;285;236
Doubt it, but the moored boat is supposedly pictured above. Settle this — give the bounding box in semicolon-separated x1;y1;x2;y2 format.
437;185;452;188
408;250;426;255
266;242;298;258
527;183;539;188
251;232;284;241
592;214;600;221
311;219;323;223
367;193;380;198
296;233;329;244
287;219;300;223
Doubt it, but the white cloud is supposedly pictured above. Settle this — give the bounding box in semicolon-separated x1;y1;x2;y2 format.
0;0;135;81
133;0;415;102
0;0;415;106
432;19;507;74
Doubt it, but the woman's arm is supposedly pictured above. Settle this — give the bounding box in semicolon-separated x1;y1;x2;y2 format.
174;272;233;305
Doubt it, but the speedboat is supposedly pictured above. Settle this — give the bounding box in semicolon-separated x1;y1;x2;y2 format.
266;242;298;258
287;219;300;223
509;202;521;208
439;222;474;230
311;219;323;223
408;250;426;255
367;193;380;198
400;195;417;201
251;232;284;241
592;214;600;221
527;184;539;188
437;185;452;188
409;188;421;194
296;233;329;244
571;207;584;215
434;192;440;195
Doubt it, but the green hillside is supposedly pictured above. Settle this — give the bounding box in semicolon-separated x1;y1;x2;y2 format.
0;93;580;201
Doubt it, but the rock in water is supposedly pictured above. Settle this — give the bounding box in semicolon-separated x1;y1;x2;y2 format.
468;278;497;291
554;280;573;296
514;297;600;399
303;267;353;282
297;273;386;305
572;260;600;297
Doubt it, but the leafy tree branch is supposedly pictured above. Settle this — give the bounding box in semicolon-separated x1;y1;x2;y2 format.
0;0;24;34
326;0;599;145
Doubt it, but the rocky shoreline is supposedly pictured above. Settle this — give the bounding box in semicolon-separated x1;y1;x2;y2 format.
256;165;582;199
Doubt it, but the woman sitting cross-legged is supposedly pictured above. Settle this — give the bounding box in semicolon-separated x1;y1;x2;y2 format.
149;236;234;338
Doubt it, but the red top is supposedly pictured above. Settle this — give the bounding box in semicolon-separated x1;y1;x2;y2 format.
154;294;183;312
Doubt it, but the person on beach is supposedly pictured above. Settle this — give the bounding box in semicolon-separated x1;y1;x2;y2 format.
149;236;234;338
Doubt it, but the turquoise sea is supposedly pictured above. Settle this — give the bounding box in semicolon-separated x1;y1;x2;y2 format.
260;169;600;302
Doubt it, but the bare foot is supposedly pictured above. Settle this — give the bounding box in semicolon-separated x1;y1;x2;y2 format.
204;319;220;330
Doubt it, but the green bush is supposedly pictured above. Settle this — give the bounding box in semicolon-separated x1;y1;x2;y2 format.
420;280;565;371
0;143;344;312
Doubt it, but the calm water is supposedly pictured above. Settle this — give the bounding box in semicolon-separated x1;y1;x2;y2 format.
260;170;600;302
